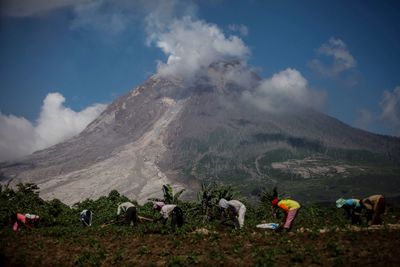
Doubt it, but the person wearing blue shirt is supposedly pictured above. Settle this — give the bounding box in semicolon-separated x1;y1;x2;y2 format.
336;198;363;224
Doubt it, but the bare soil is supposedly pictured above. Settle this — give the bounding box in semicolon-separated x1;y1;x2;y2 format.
1;227;400;266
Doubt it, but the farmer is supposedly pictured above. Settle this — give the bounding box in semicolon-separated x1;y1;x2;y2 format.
11;213;40;231
80;209;93;226
268;188;301;232
336;198;363;225
360;194;386;225
153;201;184;230
117;202;138;226
218;198;246;229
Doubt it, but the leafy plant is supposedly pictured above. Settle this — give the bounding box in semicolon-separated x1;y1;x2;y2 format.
162;184;185;204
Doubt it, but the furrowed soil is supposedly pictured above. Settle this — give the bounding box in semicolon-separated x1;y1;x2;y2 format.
1;226;400;266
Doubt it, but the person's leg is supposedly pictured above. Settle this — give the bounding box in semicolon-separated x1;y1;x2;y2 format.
372;197;385;225
171;208;177;231
283;209;299;230
175;207;184;228
237;205;246;229
131;207;138;226
126;207;133;225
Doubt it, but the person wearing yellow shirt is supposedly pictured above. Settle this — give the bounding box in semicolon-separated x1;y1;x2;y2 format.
268;188;301;232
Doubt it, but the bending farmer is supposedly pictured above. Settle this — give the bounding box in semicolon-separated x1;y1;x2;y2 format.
218;198;246;229
361;194;385;225
80;209;93;226
336;198;363;225
11;213;40;231
153;201;184;230
268;188;301;232
117;202;138;226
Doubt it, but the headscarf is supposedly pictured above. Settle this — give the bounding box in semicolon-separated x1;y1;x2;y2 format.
271;198;279;206
218;198;229;209
336;198;346;208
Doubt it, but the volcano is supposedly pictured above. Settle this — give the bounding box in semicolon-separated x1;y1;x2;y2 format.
1;62;399;204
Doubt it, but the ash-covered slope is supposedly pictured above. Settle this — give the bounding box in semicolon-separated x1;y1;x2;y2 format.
1;62;399;204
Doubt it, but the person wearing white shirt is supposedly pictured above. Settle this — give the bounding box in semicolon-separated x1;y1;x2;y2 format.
117;202;137;226
218;198;246;229
153;201;184;230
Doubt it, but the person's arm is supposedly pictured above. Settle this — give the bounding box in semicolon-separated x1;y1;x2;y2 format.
24;219;32;230
155;210;168;225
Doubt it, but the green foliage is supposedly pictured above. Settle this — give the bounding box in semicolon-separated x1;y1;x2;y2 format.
196;181;239;221
162;184;185;204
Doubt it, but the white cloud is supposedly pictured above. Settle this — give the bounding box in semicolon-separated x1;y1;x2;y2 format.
380;86;400;135
242;68;326;113
228;24;248;36
149;16;250;81
0;114;36;162
0;93;106;162
310;37;356;77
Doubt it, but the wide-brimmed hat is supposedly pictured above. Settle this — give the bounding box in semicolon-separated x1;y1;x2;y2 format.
336;198;346;208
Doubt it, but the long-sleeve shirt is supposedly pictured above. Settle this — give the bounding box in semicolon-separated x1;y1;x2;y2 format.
160;205;176;219
277;199;301;213
117;202;135;215
226;200;244;213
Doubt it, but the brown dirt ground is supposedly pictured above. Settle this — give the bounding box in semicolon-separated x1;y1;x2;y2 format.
1;227;400;266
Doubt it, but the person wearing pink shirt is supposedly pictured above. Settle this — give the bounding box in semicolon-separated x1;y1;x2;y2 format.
11;213;39;231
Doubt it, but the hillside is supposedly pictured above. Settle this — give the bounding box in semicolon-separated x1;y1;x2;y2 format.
1;62;399;204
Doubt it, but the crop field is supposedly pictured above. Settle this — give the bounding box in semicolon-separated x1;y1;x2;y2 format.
1;184;400;266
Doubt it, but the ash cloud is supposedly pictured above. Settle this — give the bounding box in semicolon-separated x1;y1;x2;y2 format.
0;93;106;162
148;16;250;81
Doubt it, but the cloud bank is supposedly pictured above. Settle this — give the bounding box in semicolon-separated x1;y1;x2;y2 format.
0;93;106;162
310;37;356;77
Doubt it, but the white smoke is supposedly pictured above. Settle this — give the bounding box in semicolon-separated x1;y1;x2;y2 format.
242;68;326;113
149;16;250;81
0;93;106;162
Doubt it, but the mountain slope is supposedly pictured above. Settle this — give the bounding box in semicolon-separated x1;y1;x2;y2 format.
1;65;399;204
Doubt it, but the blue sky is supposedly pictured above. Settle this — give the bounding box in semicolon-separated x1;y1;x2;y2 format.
0;0;400;160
